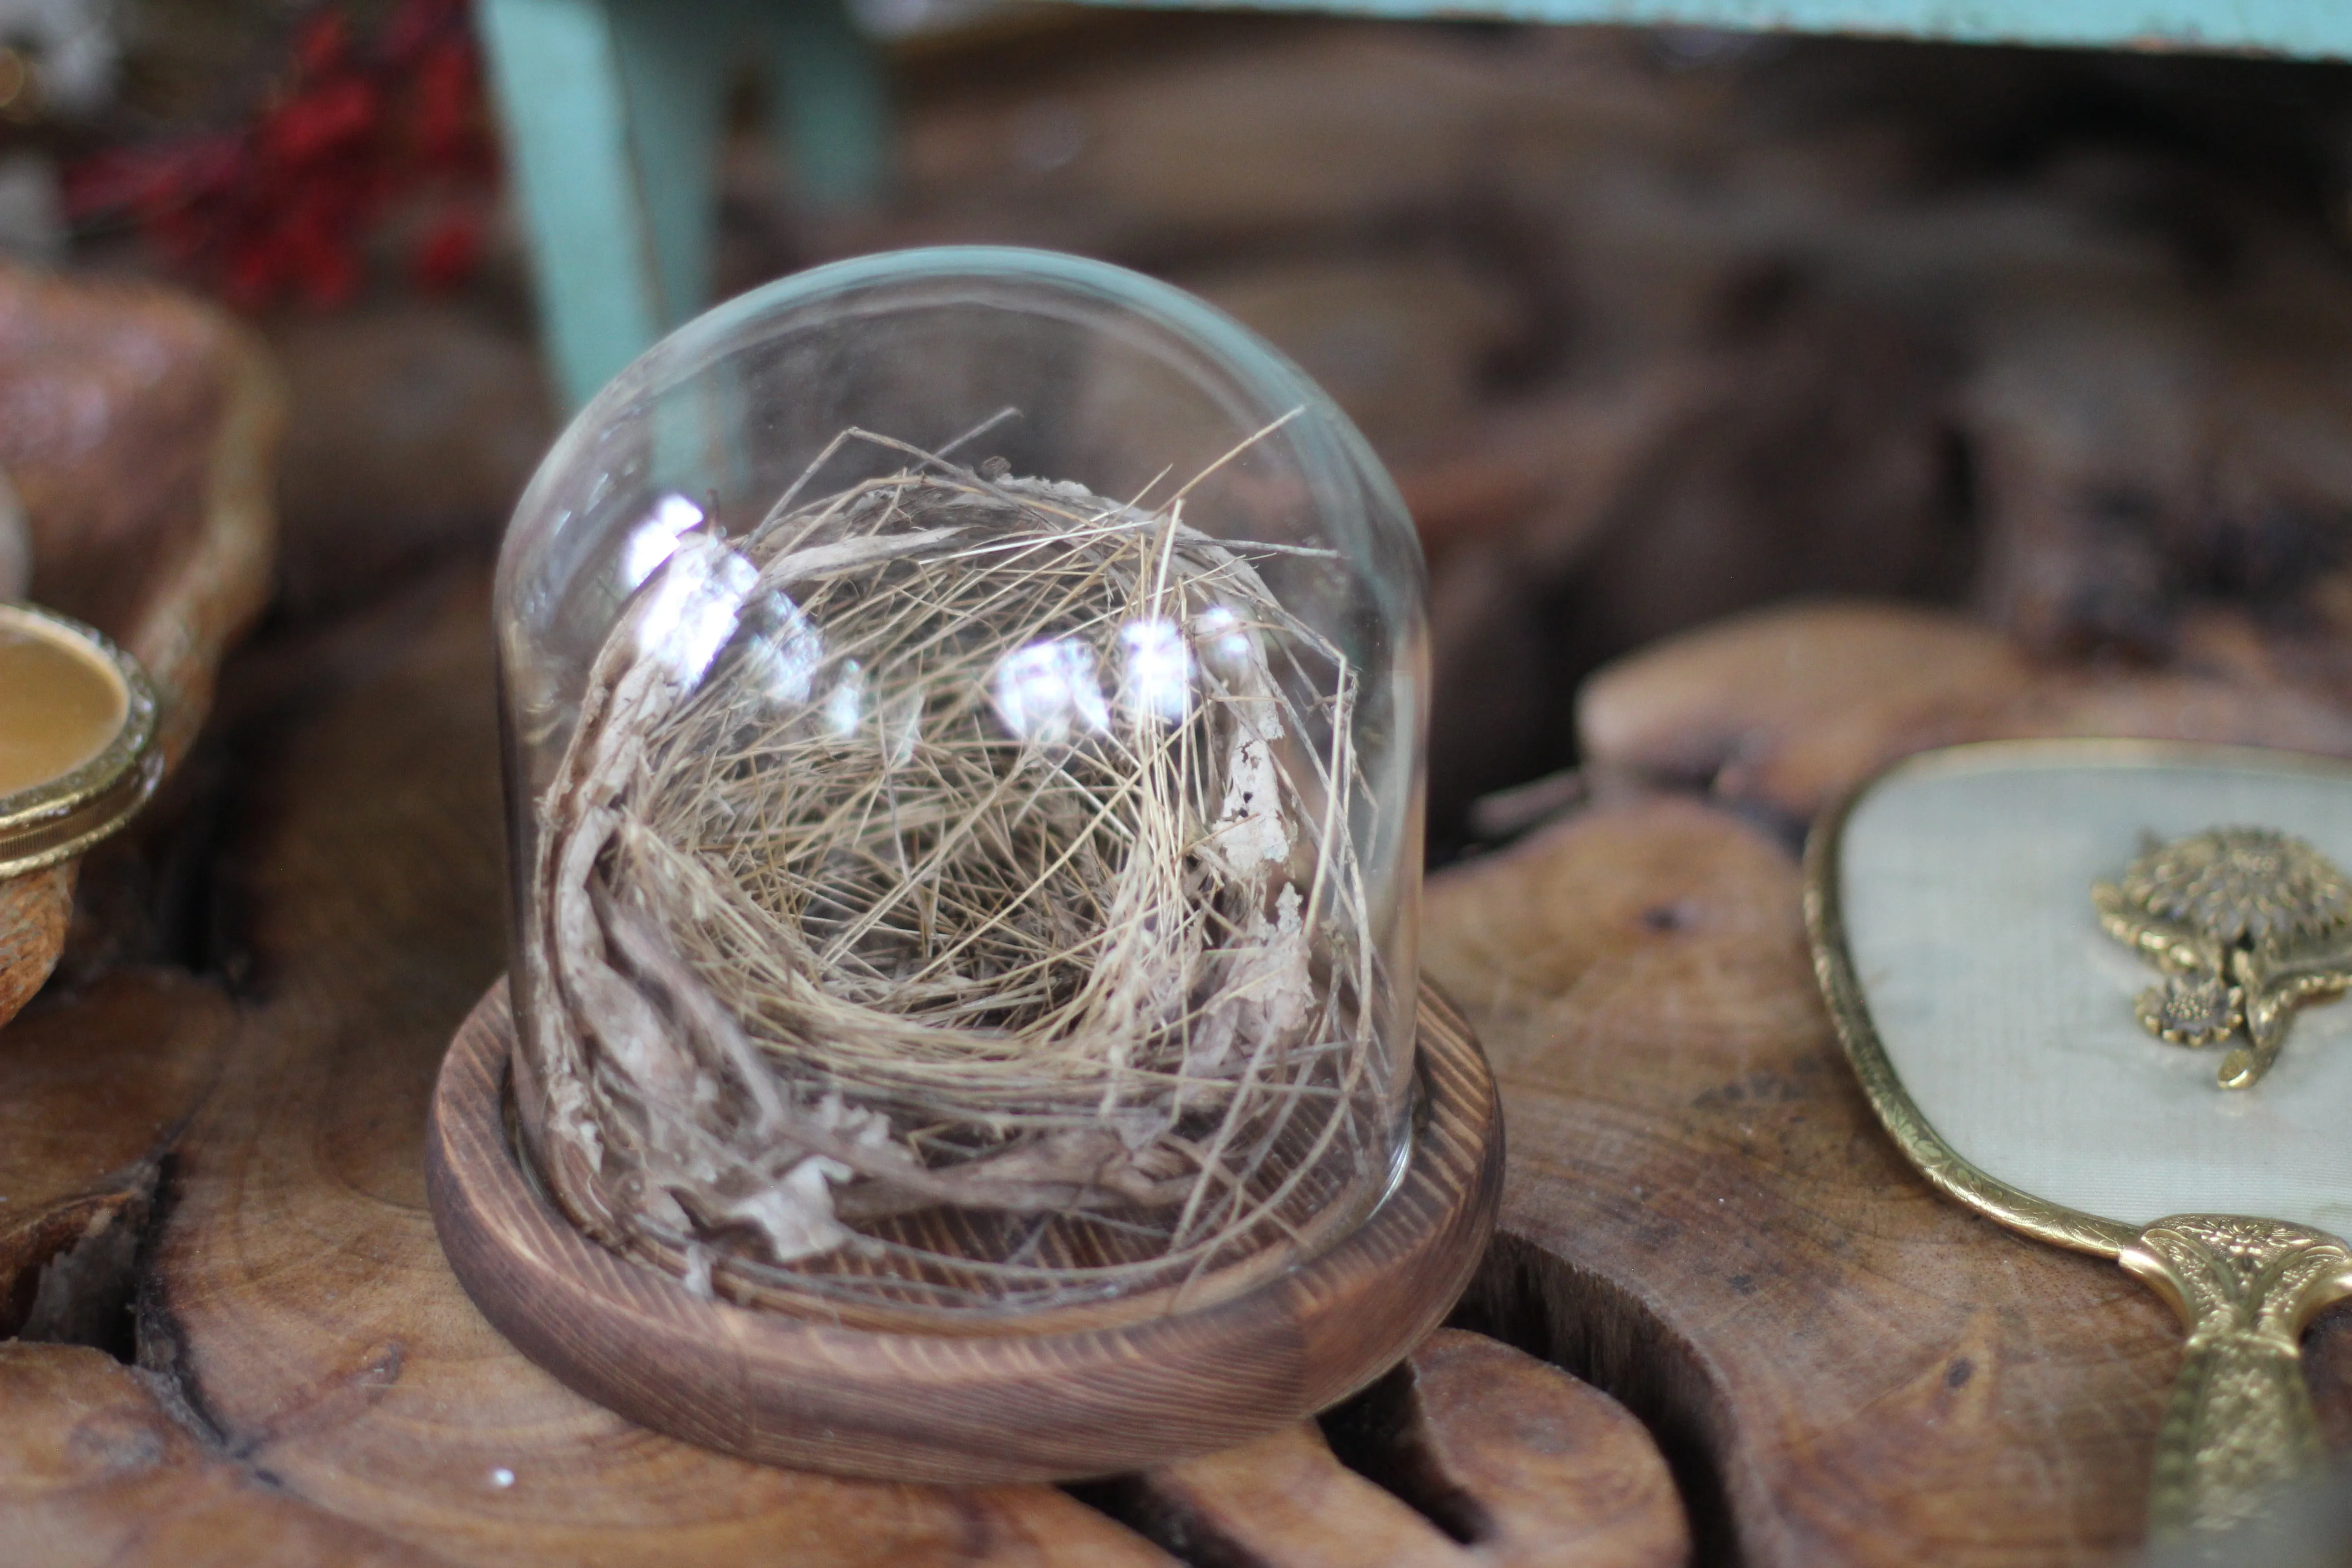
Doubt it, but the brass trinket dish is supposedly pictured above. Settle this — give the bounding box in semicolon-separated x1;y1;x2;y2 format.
0;603;161;1028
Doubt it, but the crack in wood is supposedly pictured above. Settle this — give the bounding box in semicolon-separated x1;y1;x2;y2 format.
1455;1238;1734;1568
15;1161;155;1360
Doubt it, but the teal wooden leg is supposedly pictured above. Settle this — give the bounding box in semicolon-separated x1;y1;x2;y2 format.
606;0;734;336
477;0;666;410
763;0;890;209
480;0;889;411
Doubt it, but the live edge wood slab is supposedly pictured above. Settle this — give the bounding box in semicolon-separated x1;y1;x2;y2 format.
427;980;1504;1485
0;571;1687;1568
10;572;2349;1564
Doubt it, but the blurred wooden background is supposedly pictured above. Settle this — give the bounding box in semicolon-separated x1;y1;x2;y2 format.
5;7;2352;1563
113;8;2352;852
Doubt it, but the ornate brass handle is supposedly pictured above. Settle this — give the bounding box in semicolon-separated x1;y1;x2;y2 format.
2118;1216;2352;1537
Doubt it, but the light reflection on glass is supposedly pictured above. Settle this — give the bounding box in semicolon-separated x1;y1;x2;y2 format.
824;659;867;738
633;534;758;687
1192;605;1254;668
991;637;1109;745
1118;617;1191;722
882;688;923;772
622;494;707;588
739;592;825;709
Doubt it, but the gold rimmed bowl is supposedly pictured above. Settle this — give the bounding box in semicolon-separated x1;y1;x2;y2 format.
0;604;162;1028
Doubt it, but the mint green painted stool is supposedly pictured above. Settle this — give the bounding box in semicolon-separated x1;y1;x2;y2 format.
480;0;2347;412
477;0;888;410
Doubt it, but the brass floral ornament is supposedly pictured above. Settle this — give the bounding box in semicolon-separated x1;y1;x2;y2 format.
2094;827;2352;1088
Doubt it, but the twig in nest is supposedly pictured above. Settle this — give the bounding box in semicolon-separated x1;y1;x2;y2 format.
524;432;1395;1313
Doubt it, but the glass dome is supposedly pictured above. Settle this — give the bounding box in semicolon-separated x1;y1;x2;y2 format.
495;246;1428;1319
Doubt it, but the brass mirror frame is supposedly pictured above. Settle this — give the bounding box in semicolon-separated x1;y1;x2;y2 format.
1804;739;2352;1541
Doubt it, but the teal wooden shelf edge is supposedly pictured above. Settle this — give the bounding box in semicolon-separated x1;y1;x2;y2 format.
1071;0;2351;59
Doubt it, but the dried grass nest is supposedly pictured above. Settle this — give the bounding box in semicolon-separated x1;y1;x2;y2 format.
523;431;1396;1313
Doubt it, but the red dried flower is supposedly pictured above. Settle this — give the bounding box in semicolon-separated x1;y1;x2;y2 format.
63;0;498;309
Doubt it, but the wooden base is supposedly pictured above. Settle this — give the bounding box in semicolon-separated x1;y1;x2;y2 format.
426;978;1502;1485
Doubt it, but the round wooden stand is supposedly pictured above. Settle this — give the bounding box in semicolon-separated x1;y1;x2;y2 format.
426;979;1503;1485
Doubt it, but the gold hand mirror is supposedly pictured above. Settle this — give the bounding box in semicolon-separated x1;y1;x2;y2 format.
1806;740;2352;1542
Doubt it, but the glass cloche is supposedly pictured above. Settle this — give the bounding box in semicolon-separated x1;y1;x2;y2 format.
495;247;1429;1320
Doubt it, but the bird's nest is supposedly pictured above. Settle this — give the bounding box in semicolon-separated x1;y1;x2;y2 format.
522;432;1395;1316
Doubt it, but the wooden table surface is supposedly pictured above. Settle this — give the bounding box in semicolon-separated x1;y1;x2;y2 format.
2;569;2347;1566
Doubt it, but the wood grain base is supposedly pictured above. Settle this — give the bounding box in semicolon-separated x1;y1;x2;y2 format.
427;978;1502;1485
